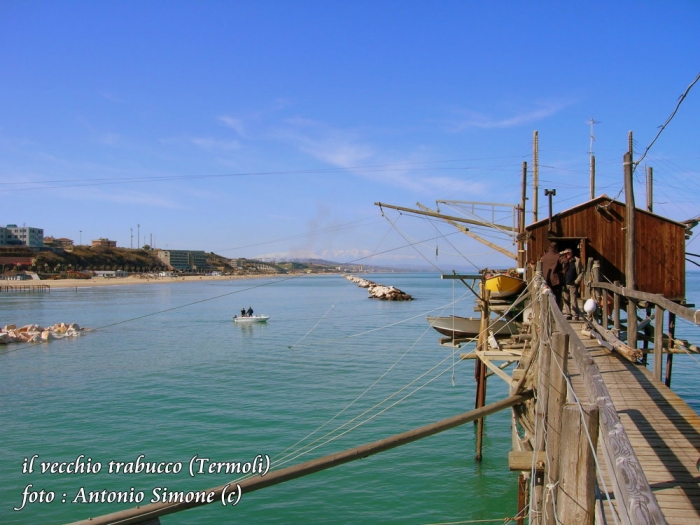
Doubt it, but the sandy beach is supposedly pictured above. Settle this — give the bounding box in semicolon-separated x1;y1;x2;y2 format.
31;274;275;289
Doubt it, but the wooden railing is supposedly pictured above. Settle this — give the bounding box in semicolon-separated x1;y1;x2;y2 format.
588;260;700;382
532;284;666;525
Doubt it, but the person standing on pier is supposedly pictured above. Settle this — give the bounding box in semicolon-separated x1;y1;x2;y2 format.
540;241;563;308
561;248;583;320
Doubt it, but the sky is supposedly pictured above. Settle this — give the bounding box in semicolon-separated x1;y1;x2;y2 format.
2;1;700;272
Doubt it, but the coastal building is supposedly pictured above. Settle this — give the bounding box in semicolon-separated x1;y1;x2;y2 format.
43;236;75;249
91;238;117;248
0;224;44;247
155;249;210;271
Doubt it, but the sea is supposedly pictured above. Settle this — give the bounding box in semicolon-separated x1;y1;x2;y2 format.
2;272;700;525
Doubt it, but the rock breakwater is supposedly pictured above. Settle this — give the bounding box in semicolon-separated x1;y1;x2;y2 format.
344;275;413;301
0;323;86;344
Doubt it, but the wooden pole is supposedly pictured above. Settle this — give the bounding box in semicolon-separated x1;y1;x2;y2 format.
642;305;651;366
516;473;527;525
544;332;569;525
628;298;638;350
602;289;609;330
556;403;599;525
533;130;539;223
475;284;490;460
666;312;676;387
66;392;534;525
591;261;601;323
624;152;637;352
531;295;552;525
613;281;621;333
519;161;528;269
653;305;664;381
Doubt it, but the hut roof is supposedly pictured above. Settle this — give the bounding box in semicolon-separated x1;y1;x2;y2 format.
525;194;687;232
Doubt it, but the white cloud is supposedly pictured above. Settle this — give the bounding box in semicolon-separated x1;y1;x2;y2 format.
447;100;574;131
189;137;241;151
271;117;494;197
94;133;123;146
275;118;375;168
218;115;246;137
55;186;181;209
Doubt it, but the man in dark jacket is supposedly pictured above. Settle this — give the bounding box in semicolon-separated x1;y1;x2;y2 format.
540;241;563;307
561;248;583;319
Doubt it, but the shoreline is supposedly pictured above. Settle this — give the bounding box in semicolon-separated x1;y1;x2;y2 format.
30;274;281;289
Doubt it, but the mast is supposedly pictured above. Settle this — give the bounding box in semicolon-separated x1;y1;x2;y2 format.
533;131;539;223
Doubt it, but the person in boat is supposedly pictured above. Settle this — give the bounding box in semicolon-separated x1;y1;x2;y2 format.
540;241;563;308
241;308;246;317
246;307;254;317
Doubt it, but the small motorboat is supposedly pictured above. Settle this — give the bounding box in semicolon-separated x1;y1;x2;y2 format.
426;315;518;339
484;272;526;299
233;315;270;323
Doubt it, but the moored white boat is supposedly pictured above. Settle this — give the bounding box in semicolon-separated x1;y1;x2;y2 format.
426;315;517;339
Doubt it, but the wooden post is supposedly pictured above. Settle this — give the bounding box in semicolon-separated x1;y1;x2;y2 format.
557;403;599;525
583;258;593;300
666;312;676;387
544;332;569;525
641;305;651;366
628;298;638;350
613;281;621;333
624;151;637;351
518;161;528;269
591;261;600;322
533;130;539;223
475;285;490;460
653;305;664;381
516;473;527;525
531;296;552;525
602;289;609;330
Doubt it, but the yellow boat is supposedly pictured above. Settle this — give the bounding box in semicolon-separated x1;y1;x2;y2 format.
484;272;526;298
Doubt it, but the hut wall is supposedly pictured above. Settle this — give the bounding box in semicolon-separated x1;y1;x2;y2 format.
526;200;685;301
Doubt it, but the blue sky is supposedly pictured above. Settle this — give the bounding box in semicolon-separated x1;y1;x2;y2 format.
2;1;700;271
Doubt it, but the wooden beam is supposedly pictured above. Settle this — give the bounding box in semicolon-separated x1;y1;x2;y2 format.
589;318;643;362
592;280;700;326
556;403;599;525
66;392;534;525
375;201;517;232
416;202;517;259
509;450;546;471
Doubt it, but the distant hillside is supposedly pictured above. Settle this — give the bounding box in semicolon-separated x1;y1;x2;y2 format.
29;246;167;273
0;247;373;276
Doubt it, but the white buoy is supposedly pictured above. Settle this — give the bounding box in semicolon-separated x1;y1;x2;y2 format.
584;298;597;315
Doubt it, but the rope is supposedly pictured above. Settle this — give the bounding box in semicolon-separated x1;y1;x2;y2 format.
541;312;621;525
266;341;476;472
284;294;472;348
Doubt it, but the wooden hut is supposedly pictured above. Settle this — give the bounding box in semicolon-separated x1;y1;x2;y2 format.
524;195;688;301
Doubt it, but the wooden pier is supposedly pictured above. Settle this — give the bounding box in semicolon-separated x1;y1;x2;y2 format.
570;331;700;525
499;270;700;525
0;284;50;292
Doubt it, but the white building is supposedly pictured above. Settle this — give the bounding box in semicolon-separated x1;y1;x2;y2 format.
0;224;44;247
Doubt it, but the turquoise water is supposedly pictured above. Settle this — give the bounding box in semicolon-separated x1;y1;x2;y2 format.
1;273;699;524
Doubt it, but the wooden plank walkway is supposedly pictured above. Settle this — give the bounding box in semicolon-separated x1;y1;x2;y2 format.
568;323;700;524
